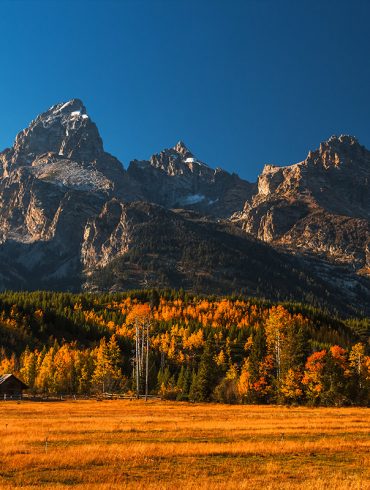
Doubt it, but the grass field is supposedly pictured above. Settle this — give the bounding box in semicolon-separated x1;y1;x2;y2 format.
0;400;369;489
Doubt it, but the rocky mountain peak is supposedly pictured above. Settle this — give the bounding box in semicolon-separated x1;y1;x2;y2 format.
173;140;193;158
148;141;210;177
49;98;86;115
0;100;126;192
0;101;368;312
306;134;369;170
327;134;359;146
236;135;370;278
7;99;104;169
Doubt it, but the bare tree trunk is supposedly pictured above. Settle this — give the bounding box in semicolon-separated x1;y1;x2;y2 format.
141;327;145;376
136;321;140;399
276;331;281;381
145;322;149;401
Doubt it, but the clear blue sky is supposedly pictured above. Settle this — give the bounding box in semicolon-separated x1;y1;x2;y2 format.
1;0;369;181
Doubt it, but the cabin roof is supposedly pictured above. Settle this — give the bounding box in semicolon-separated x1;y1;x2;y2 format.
0;373;28;389
0;374;13;384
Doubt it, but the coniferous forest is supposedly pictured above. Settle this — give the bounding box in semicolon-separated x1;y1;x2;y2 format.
0;290;369;406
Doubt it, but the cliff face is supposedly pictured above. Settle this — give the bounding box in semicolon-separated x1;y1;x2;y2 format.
0;99;124;290
126;140;255;218
234;135;370;275
0;101;368;314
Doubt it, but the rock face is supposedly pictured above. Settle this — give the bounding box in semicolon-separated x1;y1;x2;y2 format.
80;200;369;316
126;140;255;217
0;99;125;185
0;101;369;314
0;99;125;290
234;135;370;275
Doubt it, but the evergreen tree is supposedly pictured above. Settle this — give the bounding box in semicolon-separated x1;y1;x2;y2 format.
189;341;218;402
248;327;267;383
188;369;198;402
176;365;191;400
150;290;160;311
246;326;271;403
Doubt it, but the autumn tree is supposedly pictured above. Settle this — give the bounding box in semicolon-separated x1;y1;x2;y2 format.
126;304;151;398
347;343;369;404
92;336;124;393
280;369;303;404
35;343;59;394
213;363;239;404
320;346;349;406
302;350;327;405
19;347;37;392
265;306;307;400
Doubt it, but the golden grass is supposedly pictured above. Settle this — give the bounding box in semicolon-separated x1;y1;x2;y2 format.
0;400;369;489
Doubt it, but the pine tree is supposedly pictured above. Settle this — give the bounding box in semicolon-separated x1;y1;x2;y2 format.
188;369;198;402
189;341;218;402
246;326;271;403
248;327;267;383
176;365;191;400
150;290;160;311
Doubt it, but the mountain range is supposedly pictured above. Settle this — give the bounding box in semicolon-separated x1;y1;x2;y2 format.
0;99;369;315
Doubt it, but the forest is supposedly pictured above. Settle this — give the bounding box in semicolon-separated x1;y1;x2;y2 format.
0;290;369;406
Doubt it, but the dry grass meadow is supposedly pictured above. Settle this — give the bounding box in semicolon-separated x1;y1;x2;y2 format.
0;400;368;489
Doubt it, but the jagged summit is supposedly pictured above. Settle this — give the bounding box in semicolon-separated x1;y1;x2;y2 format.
48;98;87;115
173;140;193;158
3;99;103;170
327;134;359;145
319;135;364;157
0;99;125;188
0;101;368;312
126;138;254;217
235;133;370;278
306;134;368;169
148;140;211;175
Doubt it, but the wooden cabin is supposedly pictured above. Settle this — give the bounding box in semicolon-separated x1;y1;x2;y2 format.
0;374;28;399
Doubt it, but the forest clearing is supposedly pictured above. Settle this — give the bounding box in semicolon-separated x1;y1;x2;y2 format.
0;400;368;489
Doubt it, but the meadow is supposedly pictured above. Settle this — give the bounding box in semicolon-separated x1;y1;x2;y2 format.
0;400;369;489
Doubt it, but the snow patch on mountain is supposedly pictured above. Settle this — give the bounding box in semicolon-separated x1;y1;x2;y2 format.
179;194;206;205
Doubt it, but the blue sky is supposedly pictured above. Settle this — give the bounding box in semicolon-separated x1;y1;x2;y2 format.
0;0;369;181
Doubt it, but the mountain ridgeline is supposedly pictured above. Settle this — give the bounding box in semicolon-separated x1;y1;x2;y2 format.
0;99;369;315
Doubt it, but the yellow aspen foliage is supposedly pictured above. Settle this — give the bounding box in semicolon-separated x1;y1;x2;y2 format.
215;350;226;367
126;303;151;325
182;329;204;350
225;363;238;380
244;335;253;352
349;343;366;376
280;369;303;402
0;354;17;375
237;359;251;397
